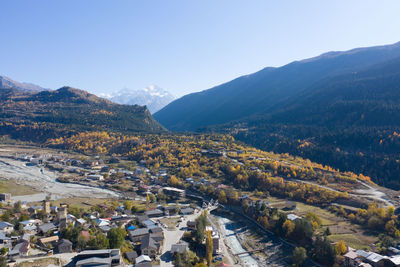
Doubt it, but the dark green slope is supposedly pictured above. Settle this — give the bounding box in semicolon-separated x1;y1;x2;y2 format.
154;41;400;131
0;86;165;141
228;58;400;188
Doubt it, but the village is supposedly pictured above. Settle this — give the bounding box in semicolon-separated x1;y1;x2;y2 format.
0;147;399;267
0;150;230;267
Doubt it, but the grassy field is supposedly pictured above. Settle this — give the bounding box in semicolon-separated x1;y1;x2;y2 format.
266;196;378;250
0;179;38;196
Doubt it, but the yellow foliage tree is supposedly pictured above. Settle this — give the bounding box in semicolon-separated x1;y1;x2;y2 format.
335;240;347;255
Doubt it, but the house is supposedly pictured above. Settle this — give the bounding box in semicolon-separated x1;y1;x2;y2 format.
55;239;73;253
344;249;359;267
149;227;163;234
171;242;188;254
287;214;301;221
137;215;150;224
38;222;57;234
20;219;37;227
144;209;164;218
125;250;138;263
187;221;196;230
0;193;11;202
9;241;30;258
142;220;156;228
87;174;104;181
180;207;194;215
23;224;37;234
136;254;151;264
95;218;110;227
162;187;185;199
39;235;59;247
28;205;43;214
74;249;122;267
76;218;87;227
163;206;178;216
205;226;220;254
216;263;232;267
141;235;160;258
0;231;11;245
129;228;149;242
136;262;153;267
0;222;14;234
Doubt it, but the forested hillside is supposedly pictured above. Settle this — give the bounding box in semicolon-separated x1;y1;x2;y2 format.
214;57;400;188
0;86;165;142
154;42;400;189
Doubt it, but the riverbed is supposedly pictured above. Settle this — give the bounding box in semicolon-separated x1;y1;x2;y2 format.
0;156;119;202
217;216;259;267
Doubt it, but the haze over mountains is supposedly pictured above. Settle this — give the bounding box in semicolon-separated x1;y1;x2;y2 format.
102;85;175;113
154;41;400;188
0;75;49;92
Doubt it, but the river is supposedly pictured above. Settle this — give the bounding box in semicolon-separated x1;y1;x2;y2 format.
217;216;259;267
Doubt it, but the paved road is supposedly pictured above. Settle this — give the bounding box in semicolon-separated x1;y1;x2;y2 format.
160;210;202;267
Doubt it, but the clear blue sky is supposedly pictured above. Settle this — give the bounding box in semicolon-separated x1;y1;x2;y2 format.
1;1;400;97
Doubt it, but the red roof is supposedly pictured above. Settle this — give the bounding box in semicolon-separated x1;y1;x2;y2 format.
216;264;231;267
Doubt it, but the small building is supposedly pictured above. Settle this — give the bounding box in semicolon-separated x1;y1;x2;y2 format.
0;193;11;202
144;209;164;218
140;235;159;258
39;235;59;247
162;187;185;199
187;221;196;230
75;249;122;267
128;228;149;242
55;239;73;253
287;214;301;221
136;254;151;264
180;207;194;215
9;241;30;258
344;249;359;267
87;174;104;181
171;242;188;254
125;250;138;263
0;222;14;234
38;222;57;234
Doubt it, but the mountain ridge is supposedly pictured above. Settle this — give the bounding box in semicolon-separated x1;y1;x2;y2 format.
0;75;49;92
154;41;400;131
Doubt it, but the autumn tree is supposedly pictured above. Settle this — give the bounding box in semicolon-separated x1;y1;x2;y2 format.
218;190;227;204
292;247;307;266
333;240;346;256
282;219;295;237
205;230;213;266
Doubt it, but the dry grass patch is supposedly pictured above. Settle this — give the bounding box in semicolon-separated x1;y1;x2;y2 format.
17;257;60;267
0;179;38;196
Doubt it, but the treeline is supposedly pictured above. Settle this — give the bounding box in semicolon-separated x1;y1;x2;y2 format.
48;131;370;206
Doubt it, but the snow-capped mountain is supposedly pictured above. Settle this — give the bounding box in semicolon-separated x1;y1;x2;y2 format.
104;85;175;113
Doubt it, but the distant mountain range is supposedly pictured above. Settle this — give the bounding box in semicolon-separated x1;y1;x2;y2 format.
154;41;400;188
0;75;49;92
102;85;175;113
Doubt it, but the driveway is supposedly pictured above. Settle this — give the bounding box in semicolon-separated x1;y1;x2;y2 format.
160;210;201;267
